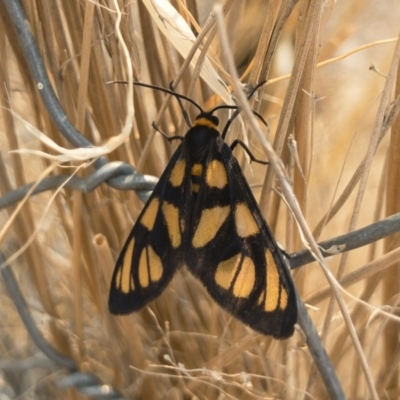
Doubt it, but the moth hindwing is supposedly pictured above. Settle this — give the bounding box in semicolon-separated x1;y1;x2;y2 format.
109;103;297;339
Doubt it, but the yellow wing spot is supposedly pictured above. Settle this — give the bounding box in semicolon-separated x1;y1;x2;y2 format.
119;239;135;293
191;163;203;177
265;248;280;312
140;198;160;231
215;253;241;290
235;203;260;238
148;245;163;282
232;256;255;298
169;159;186;187
138;247;150;288
138;245;163;288
279;285;288;310
192;206;230;248
215;253;255;298
162;201;182;248
206;160;228;189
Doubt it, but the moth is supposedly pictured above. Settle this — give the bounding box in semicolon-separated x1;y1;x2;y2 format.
109;84;297;338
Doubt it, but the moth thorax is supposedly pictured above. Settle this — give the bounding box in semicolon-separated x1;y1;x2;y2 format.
184;125;219;162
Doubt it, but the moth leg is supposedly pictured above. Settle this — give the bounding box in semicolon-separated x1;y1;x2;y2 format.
230;140;269;165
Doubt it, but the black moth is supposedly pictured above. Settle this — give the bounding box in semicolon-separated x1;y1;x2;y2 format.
109;83;297;338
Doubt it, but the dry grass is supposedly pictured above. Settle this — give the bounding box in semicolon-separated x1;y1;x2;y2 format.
0;0;399;399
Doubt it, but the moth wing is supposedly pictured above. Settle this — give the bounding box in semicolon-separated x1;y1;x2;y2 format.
187;141;297;338
109;147;189;314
